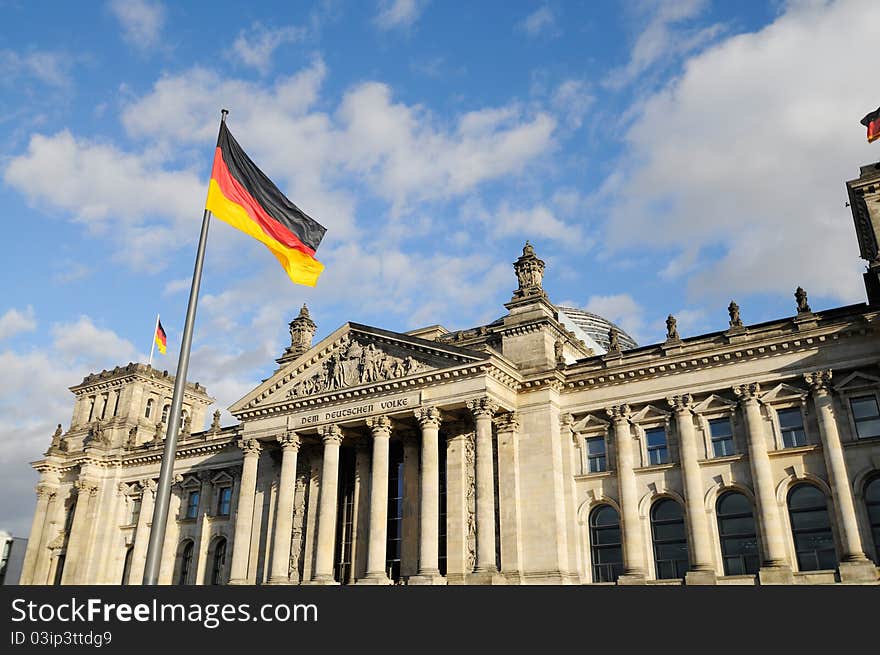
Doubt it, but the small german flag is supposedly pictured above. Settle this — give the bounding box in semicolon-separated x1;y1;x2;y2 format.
205;122;327;286
155;320;167;355
862;106;880;144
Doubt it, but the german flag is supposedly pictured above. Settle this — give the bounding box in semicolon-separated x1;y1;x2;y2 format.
206;122;327;286
862;107;880;144
155;320;167;355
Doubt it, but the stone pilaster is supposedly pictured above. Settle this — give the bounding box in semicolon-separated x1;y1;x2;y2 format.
734;383;793;583
228;438;262;584
804;370;877;582
607;404;646;583
495;412;524;583
360;416;393;584
129;479;156;584
410;406;446;585
310;425;343;584
444;429;470;584
269;431;301;584
400;433;420;579
353;440;371;580
466;397;504;584
157;476;184;585
61;478;99;584
668;394;716;584
20;478;59;585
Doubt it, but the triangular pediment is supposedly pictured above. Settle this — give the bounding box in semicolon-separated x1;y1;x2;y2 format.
631;404;670;423
230;323;488;414
571;414;610;432
693;394;737;413
760;383;808;404
833;370;880;392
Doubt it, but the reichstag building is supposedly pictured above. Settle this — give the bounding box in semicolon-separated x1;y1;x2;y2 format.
18;162;880;585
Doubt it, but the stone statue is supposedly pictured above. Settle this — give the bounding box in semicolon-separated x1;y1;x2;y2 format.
210;409;221;433
607;327;621;353
554;338;565;364
182;413;192;435
666;314;679;340
728;301;743;328
795;286;811;313
512;241;546;299
286;303;317;358
127;426;138;449
50;424;63;450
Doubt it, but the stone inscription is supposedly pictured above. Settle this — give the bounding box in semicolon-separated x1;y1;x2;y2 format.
291;393;421;428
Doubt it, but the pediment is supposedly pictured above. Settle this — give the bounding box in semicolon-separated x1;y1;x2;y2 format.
833;370;880;392
693;394;737;414
760;383;808;404
571;414;610;433
230;323;488;413
631;404;670;423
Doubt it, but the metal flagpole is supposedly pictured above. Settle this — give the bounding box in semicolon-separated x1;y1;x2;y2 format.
142;109;227;585
148;313;159;368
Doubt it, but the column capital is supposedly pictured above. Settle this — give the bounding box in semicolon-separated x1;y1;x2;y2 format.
366;415;393;436
804;369;833;394
606;404;631;422
237;437;263;456
74;479;99;496
666;393;694;413
140;478;157;495
494;412;520;433
319;423;344;445
277;431;301;451
467;396;498;418
733;382;761;403
35;483;57;500
414;406;442;428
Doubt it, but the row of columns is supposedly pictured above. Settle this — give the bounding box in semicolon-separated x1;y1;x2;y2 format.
606;370;875;583
228;398;510;585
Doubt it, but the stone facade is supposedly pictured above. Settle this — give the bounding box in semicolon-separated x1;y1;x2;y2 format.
20;163;880;586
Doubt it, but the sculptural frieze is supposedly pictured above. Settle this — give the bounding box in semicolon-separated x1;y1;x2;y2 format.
284;336;426;399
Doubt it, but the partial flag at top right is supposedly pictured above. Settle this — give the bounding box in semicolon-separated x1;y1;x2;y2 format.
862;106;880;143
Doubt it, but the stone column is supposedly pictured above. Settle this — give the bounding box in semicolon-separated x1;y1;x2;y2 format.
311;424;343;584
444;428;470;584
667;395;716;584
20;479;59;585
400;433;420;579
157;477;184;585
61;478;99;584
269;431;301;584
495;412;523;583
734;383;793;583
804;370;877;582
360;416;392;584
228;438;262;584
129;479;156;584
607;405;646;582
467;397;502;583
353;441;371;580
410;407;445;584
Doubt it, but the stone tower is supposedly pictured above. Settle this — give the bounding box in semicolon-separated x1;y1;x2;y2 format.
847;161;880;304
277;304;318;366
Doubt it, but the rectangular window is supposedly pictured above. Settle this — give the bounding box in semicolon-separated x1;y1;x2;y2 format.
851;396;880;439
645;427;669;465
128;497;141;525
217;487;232;516
777;408;807;448
709;418;735;457
185;491;200;519
585;436;607;473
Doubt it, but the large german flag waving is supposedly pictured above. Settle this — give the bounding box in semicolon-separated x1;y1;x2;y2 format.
206;121;327;286
862;106;880;144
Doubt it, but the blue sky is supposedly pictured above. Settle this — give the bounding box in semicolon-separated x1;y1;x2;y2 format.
0;0;878;535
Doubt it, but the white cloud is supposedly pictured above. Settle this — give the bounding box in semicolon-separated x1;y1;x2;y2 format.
50;316;141;365
604;0;723;89
374;0;430;31
519;6;558;38
583;293;645;341
0;50;74;88
108;0;166;51
552;79;593;129
231;22;308;74
604;0;880;302
464;198;587;246
0;306;37;339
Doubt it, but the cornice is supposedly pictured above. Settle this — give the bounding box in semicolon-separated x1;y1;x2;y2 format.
562;311;877;392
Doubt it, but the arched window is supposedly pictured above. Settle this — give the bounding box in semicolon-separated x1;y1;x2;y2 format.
179;410;188;431
716;492;759;575
144;399;153;419
177;541;194;585
161;404;170;424
589;505;624;582
864;477;880;562
209;538;227;585
121;546;134;585
788;484;838;571
651;499;690;579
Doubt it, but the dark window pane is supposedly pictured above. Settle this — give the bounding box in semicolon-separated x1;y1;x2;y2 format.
777;408;804;429
712;437;735;457
593;527;621;546
788;485;825;509
653;522;687;541
790;509;832;530
594;547;623;564
724;556;745;576
645;428;666;448
719;516;757;536
655;543;689;560
717;492;752;516
851;396;880;420
591;506;619;527
782;428;807;448
586;437;606;455
709;418;732;438
590;505;622;583
721;536;759;556
652;499;683;521
855;418;880;439
865;478;880;503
